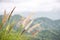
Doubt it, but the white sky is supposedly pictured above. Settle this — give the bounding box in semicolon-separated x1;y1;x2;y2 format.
0;0;60;20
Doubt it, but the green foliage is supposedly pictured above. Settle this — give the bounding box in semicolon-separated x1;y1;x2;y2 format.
0;28;31;40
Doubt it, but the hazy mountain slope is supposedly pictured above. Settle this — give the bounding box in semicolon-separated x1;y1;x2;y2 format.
32;17;60;40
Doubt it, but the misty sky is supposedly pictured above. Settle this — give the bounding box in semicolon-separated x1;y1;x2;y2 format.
0;0;60;20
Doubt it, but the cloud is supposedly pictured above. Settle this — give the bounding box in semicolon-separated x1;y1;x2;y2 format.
0;0;60;13
0;0;60;20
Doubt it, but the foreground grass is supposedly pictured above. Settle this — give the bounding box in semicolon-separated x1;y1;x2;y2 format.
0;29;31;40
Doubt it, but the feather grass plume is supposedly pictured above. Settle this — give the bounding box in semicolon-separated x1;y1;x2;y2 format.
8;7;16;21
21;20;33;35
25;20;33;30
17;16;25;27
31;26;45;37
32;30;39;37
0;7;16;31
27;24;40;33
2;7;16;28
22;13;34;28
21;13;34;35
2;10;9;25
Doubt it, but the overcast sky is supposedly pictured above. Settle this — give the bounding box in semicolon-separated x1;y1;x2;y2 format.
0;0;60;20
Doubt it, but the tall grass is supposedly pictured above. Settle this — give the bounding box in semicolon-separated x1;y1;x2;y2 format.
0;7;40;40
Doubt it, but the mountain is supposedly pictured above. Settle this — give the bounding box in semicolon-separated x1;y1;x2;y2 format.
32;17;60;40
54;20;60;28
9;15;22;23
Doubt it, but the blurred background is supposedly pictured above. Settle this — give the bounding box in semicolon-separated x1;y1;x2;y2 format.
0;0;60;40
